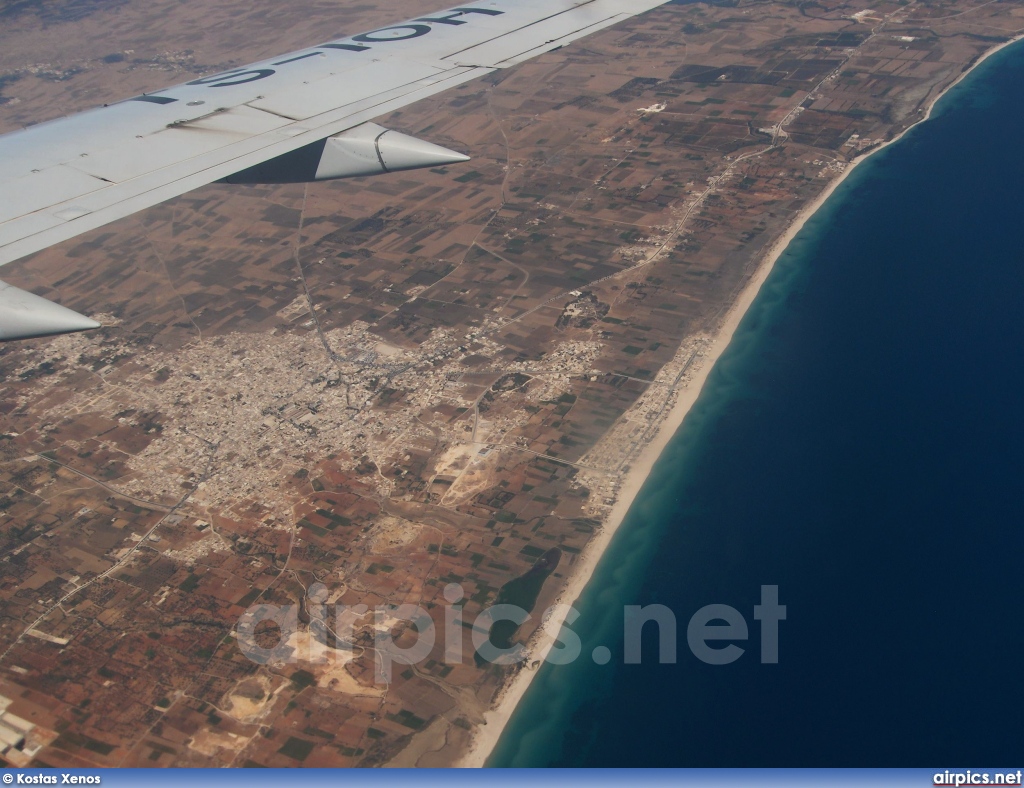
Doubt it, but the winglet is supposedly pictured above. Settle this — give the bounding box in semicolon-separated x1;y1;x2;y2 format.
0;279;100;341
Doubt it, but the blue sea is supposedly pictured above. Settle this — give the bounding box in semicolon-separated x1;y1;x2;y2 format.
488;40;1024;767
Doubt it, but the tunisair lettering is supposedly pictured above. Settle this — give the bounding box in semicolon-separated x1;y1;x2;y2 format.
347;8;503;46
183;8;504;90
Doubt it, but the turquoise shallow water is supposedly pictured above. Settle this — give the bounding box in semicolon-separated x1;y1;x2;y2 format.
488;40;1024;767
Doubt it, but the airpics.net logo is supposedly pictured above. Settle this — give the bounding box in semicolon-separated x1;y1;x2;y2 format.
234;583;786;682
934;772;1024;786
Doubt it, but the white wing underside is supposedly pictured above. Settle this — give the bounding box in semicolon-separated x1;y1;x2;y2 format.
0;0;670;272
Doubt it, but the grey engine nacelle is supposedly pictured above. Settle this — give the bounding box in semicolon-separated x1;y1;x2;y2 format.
222;123;470;184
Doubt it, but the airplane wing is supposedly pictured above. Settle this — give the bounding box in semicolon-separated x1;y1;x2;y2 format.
0;0;671;340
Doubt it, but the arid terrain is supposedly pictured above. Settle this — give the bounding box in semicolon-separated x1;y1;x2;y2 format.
0;0;1020;768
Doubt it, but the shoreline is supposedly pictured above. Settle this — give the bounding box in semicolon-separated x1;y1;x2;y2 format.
453;34;1022;769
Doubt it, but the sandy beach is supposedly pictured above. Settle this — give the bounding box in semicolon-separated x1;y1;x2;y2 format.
453;33;1023;769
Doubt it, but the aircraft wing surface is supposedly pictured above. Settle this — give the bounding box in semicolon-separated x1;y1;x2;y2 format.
0;0;670;306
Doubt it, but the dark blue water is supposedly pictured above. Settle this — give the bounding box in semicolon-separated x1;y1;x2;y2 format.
489;41;1024;767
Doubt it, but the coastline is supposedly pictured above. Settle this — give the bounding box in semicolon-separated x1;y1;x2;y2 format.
453;33;1022;769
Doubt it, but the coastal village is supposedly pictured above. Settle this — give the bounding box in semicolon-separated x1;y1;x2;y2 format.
0;0;1020;768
